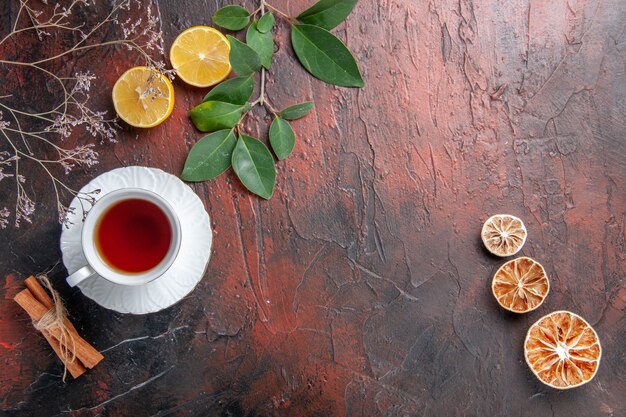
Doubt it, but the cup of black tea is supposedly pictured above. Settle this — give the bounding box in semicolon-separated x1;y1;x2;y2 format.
66;188;182;287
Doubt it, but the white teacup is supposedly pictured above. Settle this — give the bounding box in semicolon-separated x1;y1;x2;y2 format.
66;188;182;287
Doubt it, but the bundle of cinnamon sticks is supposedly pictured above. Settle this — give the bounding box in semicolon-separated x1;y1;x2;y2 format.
13;276;104;379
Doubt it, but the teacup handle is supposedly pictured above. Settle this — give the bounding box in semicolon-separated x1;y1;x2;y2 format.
67;265;97;287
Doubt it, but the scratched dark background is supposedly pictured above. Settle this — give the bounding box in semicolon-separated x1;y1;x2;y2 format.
1;0;625;416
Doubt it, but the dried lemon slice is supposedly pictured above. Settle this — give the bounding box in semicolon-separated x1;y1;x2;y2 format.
525;311;601;389
169;26;231;87
112;66;174;128
481;214;527;257
492;257;549;313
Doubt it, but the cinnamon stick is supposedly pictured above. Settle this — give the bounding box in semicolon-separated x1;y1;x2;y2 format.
42;332;87;378
24;276;78;332
24;277;86;378
14;289;104;369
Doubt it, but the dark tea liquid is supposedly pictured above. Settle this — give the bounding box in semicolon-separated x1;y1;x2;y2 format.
95;199;172;273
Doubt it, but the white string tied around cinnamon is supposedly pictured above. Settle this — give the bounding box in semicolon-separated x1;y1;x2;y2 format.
32;274;77;381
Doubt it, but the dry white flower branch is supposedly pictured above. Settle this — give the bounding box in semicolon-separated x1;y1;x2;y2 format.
0;0;172;228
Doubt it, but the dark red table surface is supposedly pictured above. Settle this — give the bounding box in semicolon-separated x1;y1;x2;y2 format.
1;0;625;416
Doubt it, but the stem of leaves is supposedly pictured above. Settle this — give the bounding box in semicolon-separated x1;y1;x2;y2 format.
262;2;295;23
245;1;276;119
250;69;277;114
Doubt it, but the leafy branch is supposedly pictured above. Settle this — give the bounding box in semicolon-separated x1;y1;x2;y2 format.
182;0;363;199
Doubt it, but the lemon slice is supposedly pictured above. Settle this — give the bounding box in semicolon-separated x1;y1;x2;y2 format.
481;214;527;257
525;311;601;389
492;257;549;313
112;66;174;128
169;26;231;87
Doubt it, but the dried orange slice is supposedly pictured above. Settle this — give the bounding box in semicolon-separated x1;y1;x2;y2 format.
169;26;231;87
492;257;549;313
525;311;601;389
112;66;174;128
481;214;527;257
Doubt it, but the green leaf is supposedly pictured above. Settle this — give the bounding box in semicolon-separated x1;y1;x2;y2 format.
182;130;237;181
296;0;357;30
213;5;251;30
280;102;314;120
226;35;262;75
269;117;295;160
291;24;364;87
246;21;273;69
189;101;246;132
202;76;254;105
256;12;275;33
232;134;276;199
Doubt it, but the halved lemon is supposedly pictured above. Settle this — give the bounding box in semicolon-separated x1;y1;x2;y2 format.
112;66;174;128
525;311;601;389
492;257;549;313
481;214;527;257
169;26;231;87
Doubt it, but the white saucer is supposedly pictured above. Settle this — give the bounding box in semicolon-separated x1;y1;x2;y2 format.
60;166;212;314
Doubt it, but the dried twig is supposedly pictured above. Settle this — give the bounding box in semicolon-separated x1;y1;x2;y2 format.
0;0;171;228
